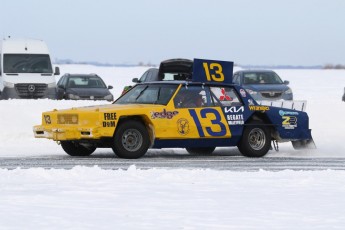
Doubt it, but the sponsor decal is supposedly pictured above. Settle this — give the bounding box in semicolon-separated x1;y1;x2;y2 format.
279;110;299;116
249;105;270;111
104;113;117;120
224;106;244;113
103;121;116;127
177;118;190;135
223;106;244;125
151;109;179;119
240;89;246;97
227;114;244;125
282;116;297;129
248;99;254;105
219;88;232;101
103;112;117;127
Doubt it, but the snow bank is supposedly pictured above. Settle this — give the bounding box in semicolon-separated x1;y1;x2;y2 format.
1;65;345;229
1;166;345;229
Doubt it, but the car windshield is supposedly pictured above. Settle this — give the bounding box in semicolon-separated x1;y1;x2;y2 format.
115;84;178;105
67;76;106;88
3;54;53;74
243;72;283;84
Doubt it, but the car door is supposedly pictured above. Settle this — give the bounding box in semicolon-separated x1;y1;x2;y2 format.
209;86;245;139
56;75;67;99
170;85;231;140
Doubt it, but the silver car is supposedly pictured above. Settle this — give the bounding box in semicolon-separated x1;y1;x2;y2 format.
233;70;293;101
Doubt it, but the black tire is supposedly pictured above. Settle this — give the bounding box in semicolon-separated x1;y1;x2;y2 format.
237;122;271;157
112;120;150;159
186;147;216;155
61;141;96;156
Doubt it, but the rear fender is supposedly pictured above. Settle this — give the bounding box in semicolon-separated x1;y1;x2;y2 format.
245;112;275;138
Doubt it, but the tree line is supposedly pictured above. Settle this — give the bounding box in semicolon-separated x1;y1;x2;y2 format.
323;64;345;69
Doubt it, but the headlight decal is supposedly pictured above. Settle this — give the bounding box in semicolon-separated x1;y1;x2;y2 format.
57;114;79;124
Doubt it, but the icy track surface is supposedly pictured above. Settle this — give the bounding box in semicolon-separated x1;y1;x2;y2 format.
0;65;345;229
1;166;345;229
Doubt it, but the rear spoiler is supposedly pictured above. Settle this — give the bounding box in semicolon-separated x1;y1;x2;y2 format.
258;100;307;112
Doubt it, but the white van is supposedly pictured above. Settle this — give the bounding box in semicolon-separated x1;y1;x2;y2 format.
0;38;59;99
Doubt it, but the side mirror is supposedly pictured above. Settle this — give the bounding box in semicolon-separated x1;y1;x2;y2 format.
54;67;60;75
132;78;139;83
108;85;113;89
58;85;65;89
283;80;289;85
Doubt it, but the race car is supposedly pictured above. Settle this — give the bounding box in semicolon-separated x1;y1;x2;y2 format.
33;58;315;159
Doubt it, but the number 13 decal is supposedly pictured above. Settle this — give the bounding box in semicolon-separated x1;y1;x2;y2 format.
202;62;225;82
193;58;233;84
189;108;227;137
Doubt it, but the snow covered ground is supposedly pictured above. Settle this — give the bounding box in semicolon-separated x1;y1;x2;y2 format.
0;65;345;229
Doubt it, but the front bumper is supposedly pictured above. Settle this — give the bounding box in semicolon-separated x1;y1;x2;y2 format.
33;125;101;141
1;85;56;99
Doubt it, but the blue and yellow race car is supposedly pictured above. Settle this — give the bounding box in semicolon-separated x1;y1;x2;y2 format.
33;59;315;159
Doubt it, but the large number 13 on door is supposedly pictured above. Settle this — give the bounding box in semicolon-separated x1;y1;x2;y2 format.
189;108;228;137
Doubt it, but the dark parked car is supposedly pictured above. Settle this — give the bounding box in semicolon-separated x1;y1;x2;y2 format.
343;87;345;101
133;58;193;83
57;74;113;101
233;70;293;101
122;58;193;94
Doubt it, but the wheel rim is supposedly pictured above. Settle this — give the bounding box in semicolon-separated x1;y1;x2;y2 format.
248;128;266;150
121;129;143;152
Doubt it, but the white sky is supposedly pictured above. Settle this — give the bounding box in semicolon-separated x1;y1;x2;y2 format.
1;0;344;66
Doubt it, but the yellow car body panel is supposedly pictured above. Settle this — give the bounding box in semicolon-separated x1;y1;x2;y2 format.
34;101;232;142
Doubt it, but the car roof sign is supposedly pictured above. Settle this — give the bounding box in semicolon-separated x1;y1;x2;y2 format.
192;58;234;84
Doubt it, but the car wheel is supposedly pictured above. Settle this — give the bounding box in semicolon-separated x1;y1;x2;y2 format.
237;122;271;157
186;147;216;155
61;141;96;156
112;120;150;159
